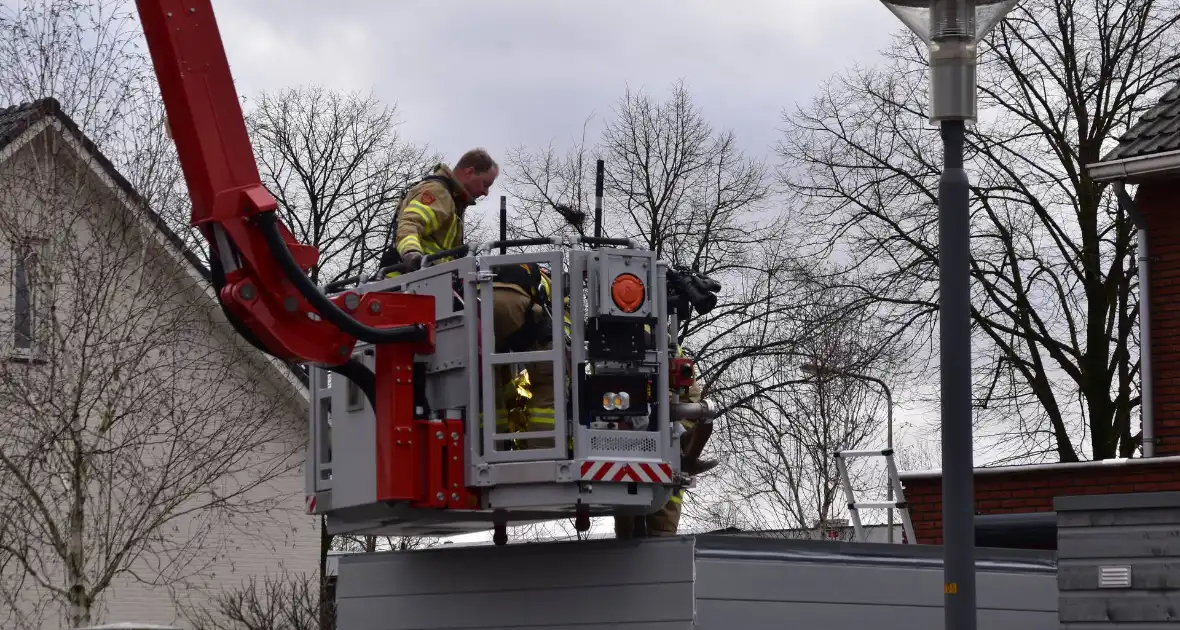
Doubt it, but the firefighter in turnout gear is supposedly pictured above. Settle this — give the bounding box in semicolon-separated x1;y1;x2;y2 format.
376;149;498;277
492;263;570;449
615;348;718;538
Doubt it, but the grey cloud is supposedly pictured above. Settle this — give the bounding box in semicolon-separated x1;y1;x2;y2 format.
210;0;902;208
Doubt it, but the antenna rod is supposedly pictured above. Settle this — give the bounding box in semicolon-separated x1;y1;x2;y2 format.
499;195;507;255
594;159;604;238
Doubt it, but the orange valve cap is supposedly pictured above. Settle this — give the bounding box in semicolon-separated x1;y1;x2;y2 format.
611;273;646;313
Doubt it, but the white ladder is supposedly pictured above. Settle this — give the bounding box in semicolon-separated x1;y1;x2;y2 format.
834;448;916;544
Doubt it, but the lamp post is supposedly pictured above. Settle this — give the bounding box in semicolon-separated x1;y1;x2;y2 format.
800;363;896;542
876;1;1021;628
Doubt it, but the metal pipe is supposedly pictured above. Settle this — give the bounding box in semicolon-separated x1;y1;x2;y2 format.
499;196;507;255
973;512;1057;551
939;118;976;629
1116;182;1153;457
883;386;894;542
669;401;717;421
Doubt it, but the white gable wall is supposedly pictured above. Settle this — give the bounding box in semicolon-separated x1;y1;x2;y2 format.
0;119;319;629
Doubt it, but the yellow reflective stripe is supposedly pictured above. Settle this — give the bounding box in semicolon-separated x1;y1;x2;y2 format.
404;202;439;232
443;215;460;249
526;408;555;425
397;234;422;255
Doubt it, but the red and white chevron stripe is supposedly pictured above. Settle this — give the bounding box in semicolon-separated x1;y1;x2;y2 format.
580;460;673;484
305;495;317;514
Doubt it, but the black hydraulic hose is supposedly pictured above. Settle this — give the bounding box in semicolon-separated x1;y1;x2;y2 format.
579;236;634;248
255;211;430;345
426;244;471;263
327;358;378;410
492;237;558;249
323;274;361;294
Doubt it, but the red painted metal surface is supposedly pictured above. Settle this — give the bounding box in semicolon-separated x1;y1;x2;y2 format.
425;421;448;508
370;293;436;502
445;417;478;509
669;357;695;389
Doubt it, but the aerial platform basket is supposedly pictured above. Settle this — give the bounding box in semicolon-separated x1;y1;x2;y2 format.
306;239;701;541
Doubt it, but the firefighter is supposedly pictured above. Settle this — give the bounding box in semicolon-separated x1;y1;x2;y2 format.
490;262;561;449
615;348;718;538
376;148;498;276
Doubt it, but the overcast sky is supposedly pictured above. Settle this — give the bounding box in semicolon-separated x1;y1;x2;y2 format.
209;0;902;184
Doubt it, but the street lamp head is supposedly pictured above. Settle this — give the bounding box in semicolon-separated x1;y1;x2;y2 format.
878;0;1021;124
880;0;1018;43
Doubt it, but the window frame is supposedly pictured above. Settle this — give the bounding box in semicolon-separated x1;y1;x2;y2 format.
10;235;49;360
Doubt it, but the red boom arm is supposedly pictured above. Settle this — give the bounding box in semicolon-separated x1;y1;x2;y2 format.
134;0;434;366
133;1;479;510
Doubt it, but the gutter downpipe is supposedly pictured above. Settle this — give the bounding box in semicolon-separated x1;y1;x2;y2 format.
1115;182;1154;458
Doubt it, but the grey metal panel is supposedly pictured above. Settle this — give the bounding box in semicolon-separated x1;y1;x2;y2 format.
695;600;1056;630
692;534;1058;569
693;534;1055;629
337;625;690;630
1056;491;1180;626
336;537;696;630
338;537;695;597
695;557;1056;612
1055;491;1180;513
335;534;1059;629
1059;526;1180;558
330;360;377;509
1059;560;1180;590
1059;506;1180;529
337;584;693;630
1059;592;1180;624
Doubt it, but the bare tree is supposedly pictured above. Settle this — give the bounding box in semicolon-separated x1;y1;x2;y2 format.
244;86;443;285
691;278;908;533
330;533;442;554
502;81;919;536
185;569;323;630
0;107;305;627
777;0;1180;463
0;2;307;628
503;80;817;418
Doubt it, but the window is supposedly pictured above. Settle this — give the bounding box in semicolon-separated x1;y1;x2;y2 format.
12;238;46;354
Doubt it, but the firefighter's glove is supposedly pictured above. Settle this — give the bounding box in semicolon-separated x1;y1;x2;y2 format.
403;251;424;270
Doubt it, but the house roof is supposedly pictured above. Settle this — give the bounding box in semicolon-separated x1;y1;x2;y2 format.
1100;80;1180;162
0;97;308;386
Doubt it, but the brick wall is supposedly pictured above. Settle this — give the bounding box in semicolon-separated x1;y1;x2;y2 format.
1142;181;1180;456
899;457;1180;544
